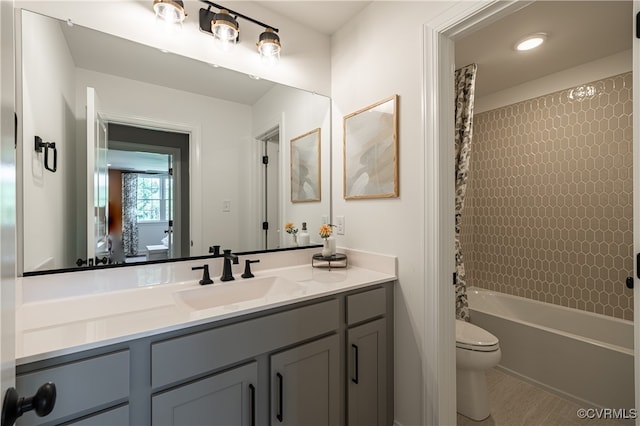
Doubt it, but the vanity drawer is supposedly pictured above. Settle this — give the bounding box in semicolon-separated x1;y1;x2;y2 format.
16;350;129;425
346;287;387;325
66;404;129;425
151;299;339;388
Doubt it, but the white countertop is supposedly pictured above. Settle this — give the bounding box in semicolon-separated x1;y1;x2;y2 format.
17;249;396;365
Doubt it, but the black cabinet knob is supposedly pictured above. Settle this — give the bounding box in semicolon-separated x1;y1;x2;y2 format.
626;276;634;289
1;382;56;426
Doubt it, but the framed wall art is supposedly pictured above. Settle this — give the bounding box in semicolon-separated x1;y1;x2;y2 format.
290;128;321;203
343;94;398;199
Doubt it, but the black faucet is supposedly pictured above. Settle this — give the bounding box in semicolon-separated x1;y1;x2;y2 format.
220;249;239;281
192;264;214;285
208;245;221;256
241;259;260;278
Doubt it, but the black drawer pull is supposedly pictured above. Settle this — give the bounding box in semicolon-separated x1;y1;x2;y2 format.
249;383;256;426
276;372;283;422
352;344;359;384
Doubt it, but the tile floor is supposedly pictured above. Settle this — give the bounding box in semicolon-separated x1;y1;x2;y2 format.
456;368;634;426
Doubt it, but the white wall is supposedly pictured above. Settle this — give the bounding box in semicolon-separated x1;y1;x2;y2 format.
21;11;77;271
74;68;253;255
476;49;633;113
331;3;453;425
15;1;332;96
252;84;331;249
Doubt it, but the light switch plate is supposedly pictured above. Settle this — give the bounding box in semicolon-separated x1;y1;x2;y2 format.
336;215;345;235
222;200;231;212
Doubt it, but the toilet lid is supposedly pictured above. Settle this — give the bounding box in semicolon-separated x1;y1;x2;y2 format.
456;320;499;351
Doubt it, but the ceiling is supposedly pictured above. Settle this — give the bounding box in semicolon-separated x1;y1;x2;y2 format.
61;19;277;105
257;1;371;35
61;1;632;103
455;1;632;98
108;150;170;173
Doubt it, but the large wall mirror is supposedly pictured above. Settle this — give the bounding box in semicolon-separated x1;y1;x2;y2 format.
19;9;331;275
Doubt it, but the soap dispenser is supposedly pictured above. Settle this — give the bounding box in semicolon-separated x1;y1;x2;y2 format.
299;222;310;246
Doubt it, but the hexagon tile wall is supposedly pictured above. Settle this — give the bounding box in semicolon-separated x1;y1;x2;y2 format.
461;72;633;320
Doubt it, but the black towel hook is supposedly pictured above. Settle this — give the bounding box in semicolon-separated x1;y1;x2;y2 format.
35;136;57;173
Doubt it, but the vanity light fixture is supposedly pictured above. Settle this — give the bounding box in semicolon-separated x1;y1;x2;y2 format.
153;0;187;24
211;9;239;44
515;33;547;51
198;0;282;64
257;28;281;65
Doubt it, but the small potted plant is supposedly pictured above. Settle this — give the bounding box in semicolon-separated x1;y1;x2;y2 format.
319;224;333;257
284;222;298;246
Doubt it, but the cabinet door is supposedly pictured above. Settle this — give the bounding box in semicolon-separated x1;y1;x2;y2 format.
348;319;387;426
152;361;258;426
270;334;340;426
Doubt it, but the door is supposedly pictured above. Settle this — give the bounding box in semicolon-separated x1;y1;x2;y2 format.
633;0;640;417
165;154;174;258
259;130;280;250
86;87;108;266
270;334;340;426
347;319;388;426
152;362;258;425
0;0;16;411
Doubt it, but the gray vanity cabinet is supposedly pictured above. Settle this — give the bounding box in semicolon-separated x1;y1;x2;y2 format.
346;287;392;426
15;282;393;426
151;362;258;426
347;319;387;426
270;334;340;426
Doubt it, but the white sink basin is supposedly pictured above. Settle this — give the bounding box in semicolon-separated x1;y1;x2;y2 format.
174;276;302;311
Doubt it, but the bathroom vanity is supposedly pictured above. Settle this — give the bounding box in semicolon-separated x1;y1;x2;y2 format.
15;249;395;426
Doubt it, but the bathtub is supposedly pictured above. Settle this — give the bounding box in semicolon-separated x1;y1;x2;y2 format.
467;287;634;409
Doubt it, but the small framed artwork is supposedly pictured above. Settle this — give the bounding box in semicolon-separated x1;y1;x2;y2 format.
343;94;398;199
290;128;321;203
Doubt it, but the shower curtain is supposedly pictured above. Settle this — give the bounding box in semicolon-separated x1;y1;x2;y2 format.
454;63;478;321
122;173;139;257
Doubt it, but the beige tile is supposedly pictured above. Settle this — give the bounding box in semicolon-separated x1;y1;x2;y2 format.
464;72;633;320
461;369;633;426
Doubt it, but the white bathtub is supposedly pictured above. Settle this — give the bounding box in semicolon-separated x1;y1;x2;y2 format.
467;287;634;409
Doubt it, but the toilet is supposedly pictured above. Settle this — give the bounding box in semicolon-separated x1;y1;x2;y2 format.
455;319;501;421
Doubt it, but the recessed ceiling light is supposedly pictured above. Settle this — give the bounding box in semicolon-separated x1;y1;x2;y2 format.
515;33;547;51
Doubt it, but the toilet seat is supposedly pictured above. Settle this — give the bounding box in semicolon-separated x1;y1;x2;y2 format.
456;320;499;352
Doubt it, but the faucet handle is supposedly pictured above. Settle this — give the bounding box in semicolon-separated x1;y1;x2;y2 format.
208;245;221;256
223;249;239;264
192;264;214;285
241;259;260;279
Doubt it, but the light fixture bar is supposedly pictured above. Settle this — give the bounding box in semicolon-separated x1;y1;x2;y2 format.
199;0;279;33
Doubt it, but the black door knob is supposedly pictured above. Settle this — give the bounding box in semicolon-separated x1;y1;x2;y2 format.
1;382;56;426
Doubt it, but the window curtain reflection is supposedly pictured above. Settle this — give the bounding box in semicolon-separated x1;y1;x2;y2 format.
455;63;478;321
122;173;139;256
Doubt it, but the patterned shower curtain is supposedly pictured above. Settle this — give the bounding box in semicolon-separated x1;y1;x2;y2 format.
454;63;478;321
122;173;139;257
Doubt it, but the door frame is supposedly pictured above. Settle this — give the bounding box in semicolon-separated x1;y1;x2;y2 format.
632;1;639;422
253;122;284;251
426;1;639;424
256;126;281;250
422;1;536;424
0;0;16;400
99;112;202;256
